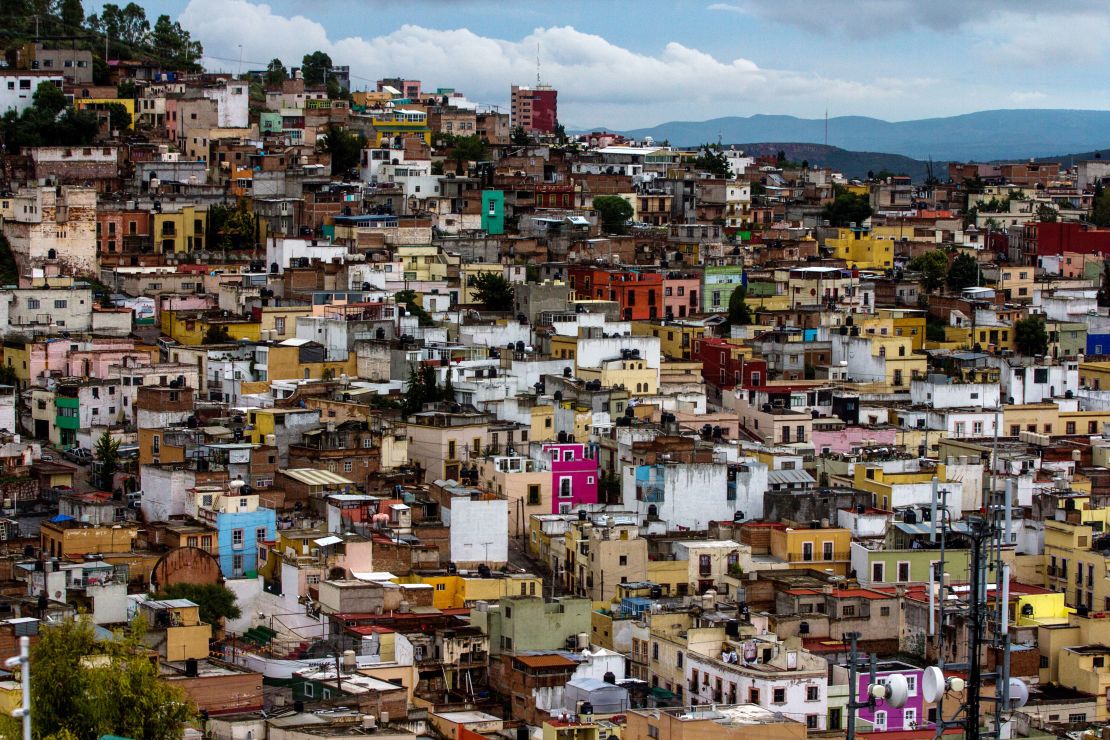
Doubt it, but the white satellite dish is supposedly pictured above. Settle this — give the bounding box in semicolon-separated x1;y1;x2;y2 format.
871;673;910;709
1007;678;1029;710
922;666;944;703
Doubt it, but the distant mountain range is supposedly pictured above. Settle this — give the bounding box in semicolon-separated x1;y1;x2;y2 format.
728;143;938;182
585;110;1110;162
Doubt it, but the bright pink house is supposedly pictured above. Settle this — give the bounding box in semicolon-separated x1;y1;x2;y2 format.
542;443;599;514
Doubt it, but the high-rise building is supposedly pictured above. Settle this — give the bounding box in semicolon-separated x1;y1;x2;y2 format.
510;84;558;134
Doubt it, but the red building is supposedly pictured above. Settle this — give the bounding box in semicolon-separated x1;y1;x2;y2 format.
1027;221;1110;256
567;266;663;320
694;338;765;391
510;84;557;134
662;272;700;319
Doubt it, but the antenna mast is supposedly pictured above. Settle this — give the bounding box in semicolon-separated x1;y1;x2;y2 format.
536;43;541;86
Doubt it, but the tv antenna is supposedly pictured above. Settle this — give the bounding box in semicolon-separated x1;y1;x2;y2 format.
536;43;541;86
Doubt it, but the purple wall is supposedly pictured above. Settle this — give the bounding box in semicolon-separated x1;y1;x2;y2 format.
854;666;926;732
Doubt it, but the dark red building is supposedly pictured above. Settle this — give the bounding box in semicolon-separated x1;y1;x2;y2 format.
510;85;558;134
566;266;663;320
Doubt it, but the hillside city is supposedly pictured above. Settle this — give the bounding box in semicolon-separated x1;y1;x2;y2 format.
4;3;1110;739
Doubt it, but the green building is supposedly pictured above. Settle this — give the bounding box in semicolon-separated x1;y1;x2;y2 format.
471;596;591;656
853;543;972;586
702;264;745;312
55;395;80;449
481;190;505;235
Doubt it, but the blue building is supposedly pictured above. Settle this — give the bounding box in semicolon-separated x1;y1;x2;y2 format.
193;484;276;579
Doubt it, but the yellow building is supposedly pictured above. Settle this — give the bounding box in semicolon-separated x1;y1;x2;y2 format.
245;408;320;445
477;457;550;538
577;357;657;397
633;320;706;361
161;310;260;346
140;598;212;662
395;245;448;281
530;405;556;443
768;526;852;575
153;205;207;253
1044;518;1110;612
366;109;432;146
1080;361;1110;391
460;263;507;304
396;572;543;610
40;520;137;559
878;308;928;352
1062;410;1110;437
75;96;136;119
1002;404;1060;437
256;306;312;341
263;341;356;382
825;227;894;269
995;265;1035;302
852;462;949;512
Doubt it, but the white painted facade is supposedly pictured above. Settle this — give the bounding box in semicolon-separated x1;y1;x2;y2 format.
202;81;250;128
266;237;351;272
910;378;999;409
0;73;65;115
441;495;508;566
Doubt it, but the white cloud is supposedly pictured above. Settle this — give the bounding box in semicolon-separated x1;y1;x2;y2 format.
1009;91;1047;104
967;11;1110;68
708;0;1110;38
177;0;928;128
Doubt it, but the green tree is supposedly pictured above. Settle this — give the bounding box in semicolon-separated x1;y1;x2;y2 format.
727;284;752;325
694;144;730;177
58;0;85;30
117;79;138;100
104;102;131;131
93;430;120;491
208;199;258;250
946;252;981;292
511;125;529;145
1099;260;1110;309
907;249;949;294
203;325;232;344
301;50;333;86
34;80;69;117
1014;316;1048;356
0;617;195;740
395;289;434;327
822;189;873;227
1;81;99;151
1036;203;1058;222
150;14;204;72
319;124;366;177
152;583;241;625
471;272;514;312
401;363;446;417
1091;182;1110;227
592;195;633;235
447;135;488;174
266;58;288;87
87;2;150;50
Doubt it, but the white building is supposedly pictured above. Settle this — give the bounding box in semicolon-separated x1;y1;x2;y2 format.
993;358;1078;405
201;81;249;128
265;237;351;273
623;459;767;530
910;377;1000;409
0;72;65;115
434;480;508;567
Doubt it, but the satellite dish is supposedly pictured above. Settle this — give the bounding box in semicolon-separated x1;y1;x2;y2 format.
922;666;944;703
1007;678;1029;710
871;673;909;709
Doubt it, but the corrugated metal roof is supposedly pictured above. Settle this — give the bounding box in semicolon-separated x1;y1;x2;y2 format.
281;469;354;486
767;468;815;486
515;654;577;668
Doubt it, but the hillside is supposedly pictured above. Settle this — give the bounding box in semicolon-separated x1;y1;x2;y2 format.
593;110;1110;161
730;143;940;182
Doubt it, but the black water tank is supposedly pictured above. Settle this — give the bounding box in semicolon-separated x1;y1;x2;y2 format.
185;658;198;677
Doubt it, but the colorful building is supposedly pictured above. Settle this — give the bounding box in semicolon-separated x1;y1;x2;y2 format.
541;442;599;514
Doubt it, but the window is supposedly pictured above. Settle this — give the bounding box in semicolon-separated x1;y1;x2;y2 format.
527;485;541;505
806;685;819;701
676;651;683;668
843;605;856;616
652;642;659;661
256;526;268;543
619;555;628;566
232;553;244;573
823;541;834;560
448;440;456;459
881;606;891;616
872;561;885;582
897;561;911;582
559;478;572;498
343;461;353;473
232;529;244;547
748;687;760;703
773;687;786;704
646;725;658;740
904;708;917;727
806;715;819;730
1070;714;1087;723
874;711;887;731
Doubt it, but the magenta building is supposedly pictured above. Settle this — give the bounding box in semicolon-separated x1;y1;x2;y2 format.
541;443;599;514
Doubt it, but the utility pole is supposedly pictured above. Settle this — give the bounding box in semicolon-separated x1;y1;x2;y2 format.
4;635;31;740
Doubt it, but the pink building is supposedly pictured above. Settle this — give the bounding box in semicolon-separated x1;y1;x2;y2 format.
811;424;897;455
541;443;599;514
662;274;700;319
28;338;141;384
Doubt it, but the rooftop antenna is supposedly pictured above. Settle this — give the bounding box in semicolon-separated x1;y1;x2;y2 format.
537;43;541;86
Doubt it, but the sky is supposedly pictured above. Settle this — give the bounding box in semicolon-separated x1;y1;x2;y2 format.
99;0;1110;129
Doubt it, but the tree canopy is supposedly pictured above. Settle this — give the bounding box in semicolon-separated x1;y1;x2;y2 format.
301;51;333;86
593;195;634;235
152;583;241;625
1091;182;1110;227
694;144;731;178
1;82;100;151
266;58;289;87
395;289;434;327
319;124;366;177
94;430;121;491
946;252;981;292
87;3;203;70
402;363;452;417
471;272;514;312
728;284;752;325
208;199;259;251
1014;316;1048;357
0;617;195;740
822;189;873;228
907;249;949;294
442;134;488;174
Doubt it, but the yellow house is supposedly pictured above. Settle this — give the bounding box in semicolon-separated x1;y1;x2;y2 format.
1058;644;1110;720
460;263;507;304
245;408;320;445
530;405;555;443
395;245;448;281
768;525;852;575
853;462;948;512
577;357;657;397
477;457;551;538
1043;518;1110;613
256;306;312;342
153;205;207;254
1;341;31;388
264;341;356;382
994;265;1035;302
161;310;260;346
867;334;925;391
1002;404;1060;437
140;598;212;661
878;308;927;352
825;227;894;269
1015;591;1071;628
396;572;543;610
633;320;706;361
1063;410;1110;437
1080;361;1110;391
75;96;136;119
970;324;1017;353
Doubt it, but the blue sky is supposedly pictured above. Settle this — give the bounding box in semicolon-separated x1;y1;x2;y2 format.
101;0;1110;129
